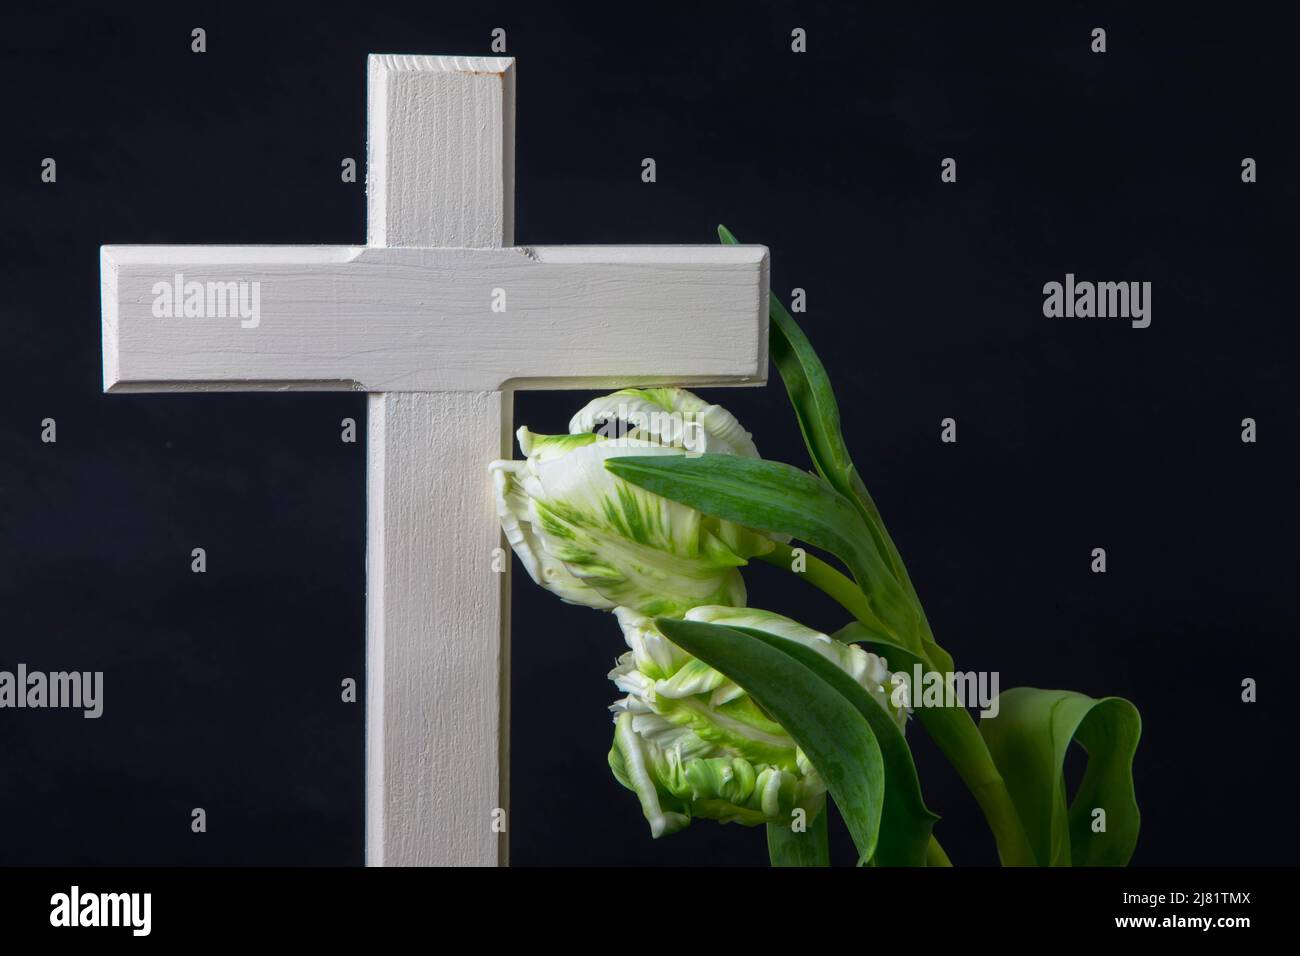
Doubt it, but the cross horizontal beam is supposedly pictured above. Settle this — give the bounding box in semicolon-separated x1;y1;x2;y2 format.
100;244;769;393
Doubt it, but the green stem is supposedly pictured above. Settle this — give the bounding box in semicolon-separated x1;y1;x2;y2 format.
914;705;1037;866
926;836;953;867
764;542;1038;866
758;543;893;637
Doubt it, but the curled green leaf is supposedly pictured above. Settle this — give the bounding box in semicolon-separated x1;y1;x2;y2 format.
978;688;1142;866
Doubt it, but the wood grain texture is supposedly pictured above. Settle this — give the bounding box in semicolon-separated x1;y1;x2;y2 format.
100;244;770;393
365;54;513;868
367;55;515;249
366;390;512;866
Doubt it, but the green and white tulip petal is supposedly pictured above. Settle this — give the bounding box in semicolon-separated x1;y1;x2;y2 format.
490;449;613;610
489;393;775;615
607;607;904;836
612;606;694;680
609;712;692;837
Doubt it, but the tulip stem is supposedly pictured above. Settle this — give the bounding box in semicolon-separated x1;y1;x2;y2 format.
926;836;953;867
757;543;894;637
914;705;1038;866
761;540;1039;866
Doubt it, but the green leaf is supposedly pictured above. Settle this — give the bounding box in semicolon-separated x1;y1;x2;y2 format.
767;812;829;867
733;625;938;866
717;224;910;589
834;624;968;771
718;224;946;670
718;227;856;500
832;626;965;761
836;622;1040;867
978;688;1142;866
657;617;885;864
607;453;923;656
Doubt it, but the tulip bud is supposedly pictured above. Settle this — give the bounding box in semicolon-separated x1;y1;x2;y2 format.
488;389;773;616
607;606;905;836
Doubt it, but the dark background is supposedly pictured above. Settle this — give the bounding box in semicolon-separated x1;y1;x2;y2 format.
1;1;1295;866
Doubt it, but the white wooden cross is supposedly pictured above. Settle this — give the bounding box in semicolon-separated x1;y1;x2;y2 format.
100;55;769;865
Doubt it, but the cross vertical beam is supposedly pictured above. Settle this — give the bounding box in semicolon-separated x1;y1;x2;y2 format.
365;55;515;866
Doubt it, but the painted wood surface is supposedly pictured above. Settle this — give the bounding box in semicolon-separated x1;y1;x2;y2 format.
366;390;512;866
368;54;515;249
364;54;515;868
100;244;770;392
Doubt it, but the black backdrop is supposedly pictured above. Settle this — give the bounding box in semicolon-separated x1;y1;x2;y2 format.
1;1;1296;866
